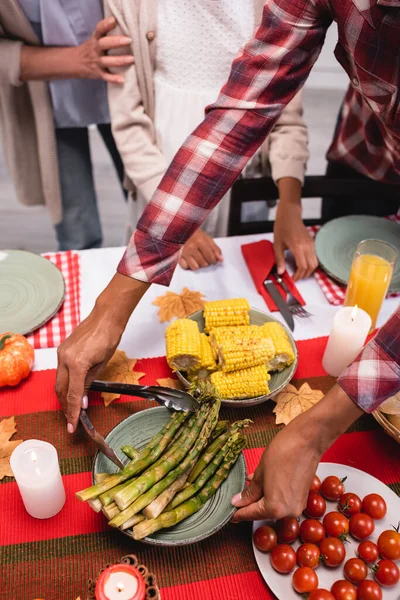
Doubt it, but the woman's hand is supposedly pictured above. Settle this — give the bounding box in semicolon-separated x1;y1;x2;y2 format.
231;384;362;522
179;230;223;271
56;274;149;433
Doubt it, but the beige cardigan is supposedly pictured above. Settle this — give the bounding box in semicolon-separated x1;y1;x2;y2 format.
0;0;62;224
105;0;309;207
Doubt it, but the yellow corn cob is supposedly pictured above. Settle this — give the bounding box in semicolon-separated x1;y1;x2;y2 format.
261;322;295;371
218;336;275;372
203;298;250;333
191;333;217;379
165;318;201;371
210;365;270;399
210;325;263;357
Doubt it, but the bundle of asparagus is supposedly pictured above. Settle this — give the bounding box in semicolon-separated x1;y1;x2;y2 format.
76;384;249;540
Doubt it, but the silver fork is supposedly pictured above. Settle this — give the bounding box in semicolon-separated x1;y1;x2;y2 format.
270;265;313;319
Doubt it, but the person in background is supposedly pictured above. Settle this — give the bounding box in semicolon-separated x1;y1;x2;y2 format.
0;2;132;250
106;0;315;280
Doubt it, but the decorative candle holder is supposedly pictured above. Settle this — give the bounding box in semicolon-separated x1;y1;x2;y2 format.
88;555;160;600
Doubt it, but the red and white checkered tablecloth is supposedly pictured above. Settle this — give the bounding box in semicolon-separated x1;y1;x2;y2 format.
26;251;81;349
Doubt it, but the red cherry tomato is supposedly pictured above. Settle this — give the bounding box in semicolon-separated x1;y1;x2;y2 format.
296;543;321;569
305;492;326;518
276;517;300;544
320;475;346;500
323;511;349;538
253;525;277;552
320;537;346;567
343;557;368;584
300;519;326;544
373;559;400;587
339;492;362;517
292;566;319;594
358;540;379;564
377;528;400;560
362;494;387;520
330;579;357;600
308;590;335;600
356;580;383;600
270;544;297;574
349;513;375;540
310;475;322;493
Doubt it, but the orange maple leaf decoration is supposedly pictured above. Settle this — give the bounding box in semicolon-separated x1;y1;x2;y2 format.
152;287;206;323
0;416;23;480
98;349;145;407
156;377;184;390
273;383;324;426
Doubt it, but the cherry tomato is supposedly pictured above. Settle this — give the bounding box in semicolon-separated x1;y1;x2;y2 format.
356;580;383;600
253;525;277;553
300;519;326;544
310;475;322;493
323;511;349;539
270;544;297;574
343;557;367;584
362;494;387;520
339;492;362;517
320;475;346;500
296;543;321;569
276;517;300;544
373;559;400;587
308;590;335;600
349;513;375;540
320;537;346;567
358;540;379;564
330;579;357;600
377;527;400;560
305;492;326;519
292;566;319;594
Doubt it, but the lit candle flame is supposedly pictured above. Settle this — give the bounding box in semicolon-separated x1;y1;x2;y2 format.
350;305;358;322
31;450;37;462
116;582;124;593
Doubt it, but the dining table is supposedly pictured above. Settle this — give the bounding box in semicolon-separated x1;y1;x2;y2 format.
1;231;399;600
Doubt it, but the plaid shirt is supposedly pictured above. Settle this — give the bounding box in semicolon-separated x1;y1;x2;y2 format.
118;0;400;285
338;306;400;413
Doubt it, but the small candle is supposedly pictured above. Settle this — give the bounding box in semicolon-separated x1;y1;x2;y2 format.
322;306;372;377
10;439;66;519
95;564;146;600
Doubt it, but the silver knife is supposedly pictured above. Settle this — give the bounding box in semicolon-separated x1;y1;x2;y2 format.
263;277;295;331
79;410;125;470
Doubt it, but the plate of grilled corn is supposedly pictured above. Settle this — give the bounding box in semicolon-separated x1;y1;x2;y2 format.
165;298;298;407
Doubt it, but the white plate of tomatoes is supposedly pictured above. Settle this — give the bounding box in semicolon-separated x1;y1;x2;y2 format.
252;463;400;600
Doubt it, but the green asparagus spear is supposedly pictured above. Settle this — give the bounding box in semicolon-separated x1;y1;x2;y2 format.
76;410;188;501
210;421;228;440
143;471;189;520
120;446;140;460
99;479;136;507
102;502;120;521
131;439;244;540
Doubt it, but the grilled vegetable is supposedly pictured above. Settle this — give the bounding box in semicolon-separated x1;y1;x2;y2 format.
194;333;217;378
166;318;201;370
203;298;250;333
261;322;295;371
210;364;270;398
218;335;275;372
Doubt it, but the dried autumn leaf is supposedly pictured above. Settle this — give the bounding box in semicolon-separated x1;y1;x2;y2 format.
156;377;184;390
153;287;206;323
98;349;145;407
0;416;23;480
273;383;324;426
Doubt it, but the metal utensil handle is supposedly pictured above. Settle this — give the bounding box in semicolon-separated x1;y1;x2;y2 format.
90;380;157;400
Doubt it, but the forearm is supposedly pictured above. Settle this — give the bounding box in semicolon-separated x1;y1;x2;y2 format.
20;45;81;81
277;177;302;207
94;273;150;328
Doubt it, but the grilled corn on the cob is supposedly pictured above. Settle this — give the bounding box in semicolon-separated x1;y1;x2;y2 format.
166;318;201;370
218;336;275;372
261;322;295;371
210;325;262;357
204;298;250;333
194;333;217;378
211;364;270;399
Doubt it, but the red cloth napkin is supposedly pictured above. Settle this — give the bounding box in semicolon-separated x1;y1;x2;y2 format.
26;250;81;349
241;239;305;311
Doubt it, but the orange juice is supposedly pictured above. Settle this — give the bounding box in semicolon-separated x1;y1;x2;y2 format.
344;253;393;330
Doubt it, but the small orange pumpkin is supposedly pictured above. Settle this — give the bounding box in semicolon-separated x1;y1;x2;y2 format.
0;333;34;387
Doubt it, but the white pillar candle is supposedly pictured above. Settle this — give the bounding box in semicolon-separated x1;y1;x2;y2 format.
10;439;66;519
322;306;372;377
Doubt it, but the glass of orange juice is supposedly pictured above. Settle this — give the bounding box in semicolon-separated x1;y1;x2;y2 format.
344;239;397;331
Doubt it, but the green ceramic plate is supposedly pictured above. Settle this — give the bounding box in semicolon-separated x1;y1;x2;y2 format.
177;309;298;407
0;249;65;334
93;407;246;546
315;216;400;292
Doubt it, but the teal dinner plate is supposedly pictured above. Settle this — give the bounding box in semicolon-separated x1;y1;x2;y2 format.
177;309;298;407
315;216;400;292
93;407;246;546
0;249;65;334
